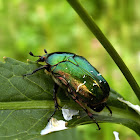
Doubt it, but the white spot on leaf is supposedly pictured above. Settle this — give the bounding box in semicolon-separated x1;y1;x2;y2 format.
113;131;120;140
62;105;79;121
40;118;67;135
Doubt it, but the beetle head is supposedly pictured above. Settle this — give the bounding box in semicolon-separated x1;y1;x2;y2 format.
29;49;48;62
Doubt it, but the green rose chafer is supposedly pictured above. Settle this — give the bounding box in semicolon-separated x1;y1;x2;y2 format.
24;49;112;130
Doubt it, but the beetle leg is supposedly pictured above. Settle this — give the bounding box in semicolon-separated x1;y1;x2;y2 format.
105;104;112;116
69;90;101;130
47;83;61;122
23;65;49;77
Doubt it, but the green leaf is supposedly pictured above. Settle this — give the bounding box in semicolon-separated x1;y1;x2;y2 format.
0;57;139;139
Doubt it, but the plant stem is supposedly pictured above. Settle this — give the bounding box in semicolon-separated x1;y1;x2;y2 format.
66;0;140;100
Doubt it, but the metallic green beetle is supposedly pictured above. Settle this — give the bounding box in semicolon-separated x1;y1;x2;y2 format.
24;49;112;130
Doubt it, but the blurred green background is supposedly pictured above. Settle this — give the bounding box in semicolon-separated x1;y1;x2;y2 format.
0;0;139;139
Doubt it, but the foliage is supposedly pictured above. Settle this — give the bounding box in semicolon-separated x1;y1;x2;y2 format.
0;0;140;140
0;57;139;139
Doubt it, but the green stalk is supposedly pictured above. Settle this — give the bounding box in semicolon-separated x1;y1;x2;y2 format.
66;0;140;100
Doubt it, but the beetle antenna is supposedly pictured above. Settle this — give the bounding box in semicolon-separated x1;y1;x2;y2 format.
29;52;41;57
44;49;47;54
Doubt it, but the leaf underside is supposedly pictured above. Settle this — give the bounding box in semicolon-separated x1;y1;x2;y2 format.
0;57;139;139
